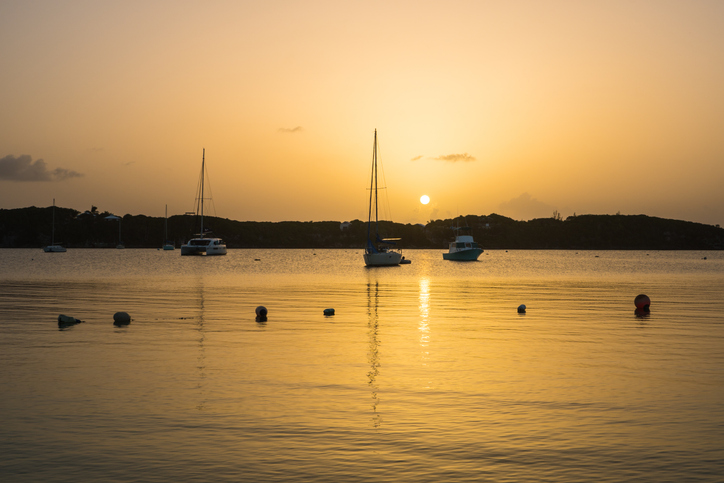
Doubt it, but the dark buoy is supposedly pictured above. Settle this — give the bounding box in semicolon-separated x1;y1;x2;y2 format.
517;304;526;314
634;294;650;311
113;311;132;325
323;308;335;316
255;306;268;322
58;314;83;327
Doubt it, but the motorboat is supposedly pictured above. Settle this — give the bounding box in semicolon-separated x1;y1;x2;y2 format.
443;226;483;261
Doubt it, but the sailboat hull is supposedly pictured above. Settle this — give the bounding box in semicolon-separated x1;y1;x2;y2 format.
43;245;67;253
364;251;402;266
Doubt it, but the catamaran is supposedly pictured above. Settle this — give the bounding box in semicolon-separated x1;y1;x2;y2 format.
363;130;404;267
180;149;227;256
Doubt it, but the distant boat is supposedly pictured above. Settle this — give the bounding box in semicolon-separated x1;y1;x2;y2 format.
181;149;227;256
363;130;403;267
443;225;484;261
162;204;175;250
43;199;67;252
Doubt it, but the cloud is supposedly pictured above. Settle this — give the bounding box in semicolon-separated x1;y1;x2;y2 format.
432;153;476;163
498;193;555;220
0;154;84;182
410;155;423;161
278;126;304;134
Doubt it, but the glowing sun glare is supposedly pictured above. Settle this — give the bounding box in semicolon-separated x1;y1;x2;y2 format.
420;195;430;205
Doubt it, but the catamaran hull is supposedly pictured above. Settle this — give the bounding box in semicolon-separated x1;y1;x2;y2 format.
180;246;227;256
181;238;227;256
364;251;403;266
443;248;483;261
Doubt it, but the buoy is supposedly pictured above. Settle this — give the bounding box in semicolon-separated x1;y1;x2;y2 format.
634;294;650;311
517;304;526;314
323;308;335;316
58;314;83;326
113;311;132;325
255;306;268;322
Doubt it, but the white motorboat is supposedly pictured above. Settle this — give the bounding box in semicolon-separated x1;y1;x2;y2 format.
443;225;484;261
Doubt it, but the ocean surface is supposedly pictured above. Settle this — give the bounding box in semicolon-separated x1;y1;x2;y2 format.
1;248;723;482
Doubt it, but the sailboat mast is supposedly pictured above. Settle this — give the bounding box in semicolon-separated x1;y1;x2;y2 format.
367;130;377;245
374;130;379;234
200;149;205;238
51;199;56;245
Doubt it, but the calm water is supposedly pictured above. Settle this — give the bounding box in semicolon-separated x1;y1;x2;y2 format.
1;249;723;482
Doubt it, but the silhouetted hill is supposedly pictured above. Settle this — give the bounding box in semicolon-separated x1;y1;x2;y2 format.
1;206;722;249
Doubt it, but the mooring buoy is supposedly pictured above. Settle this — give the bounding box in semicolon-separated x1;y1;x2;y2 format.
634;294;651;311
256;306;268;322
113;312;132;325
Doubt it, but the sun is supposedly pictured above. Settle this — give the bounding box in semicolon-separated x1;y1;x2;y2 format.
420;195;430;205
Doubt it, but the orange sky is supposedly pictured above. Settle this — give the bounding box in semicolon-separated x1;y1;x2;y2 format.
1;0;723;226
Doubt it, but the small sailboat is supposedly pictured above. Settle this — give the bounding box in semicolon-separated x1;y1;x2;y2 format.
443;224;484;261
116;220;124;249
162;204;175;250
43;199;67;252
363;130;404;267
181;149;227;256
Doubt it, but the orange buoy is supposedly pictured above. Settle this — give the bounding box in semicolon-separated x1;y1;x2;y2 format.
634;294;651;310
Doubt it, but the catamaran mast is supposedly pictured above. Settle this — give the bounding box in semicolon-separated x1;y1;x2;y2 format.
200;149;205;238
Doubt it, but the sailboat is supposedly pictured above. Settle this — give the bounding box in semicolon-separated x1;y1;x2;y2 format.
180;149;227;256
363;130;403;267
43;199;67;252
162;205;175;250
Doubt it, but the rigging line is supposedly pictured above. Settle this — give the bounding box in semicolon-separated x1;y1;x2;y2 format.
377;135;394;223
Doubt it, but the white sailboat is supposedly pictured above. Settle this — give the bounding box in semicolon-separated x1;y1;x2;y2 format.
43;199;67;252
181;149;227;256
162;204;175;250
363;130;403;267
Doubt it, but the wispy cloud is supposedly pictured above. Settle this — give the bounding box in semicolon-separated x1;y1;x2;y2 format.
0;154;83;182
432;153;476;163
410;155;423;161
278;126;304;134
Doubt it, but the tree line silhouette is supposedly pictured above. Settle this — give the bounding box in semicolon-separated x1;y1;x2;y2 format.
1;205;722;250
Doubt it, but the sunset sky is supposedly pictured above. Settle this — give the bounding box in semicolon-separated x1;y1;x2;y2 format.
1;1;723;226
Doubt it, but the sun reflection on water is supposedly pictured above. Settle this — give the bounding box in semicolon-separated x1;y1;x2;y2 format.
418;277;430;365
